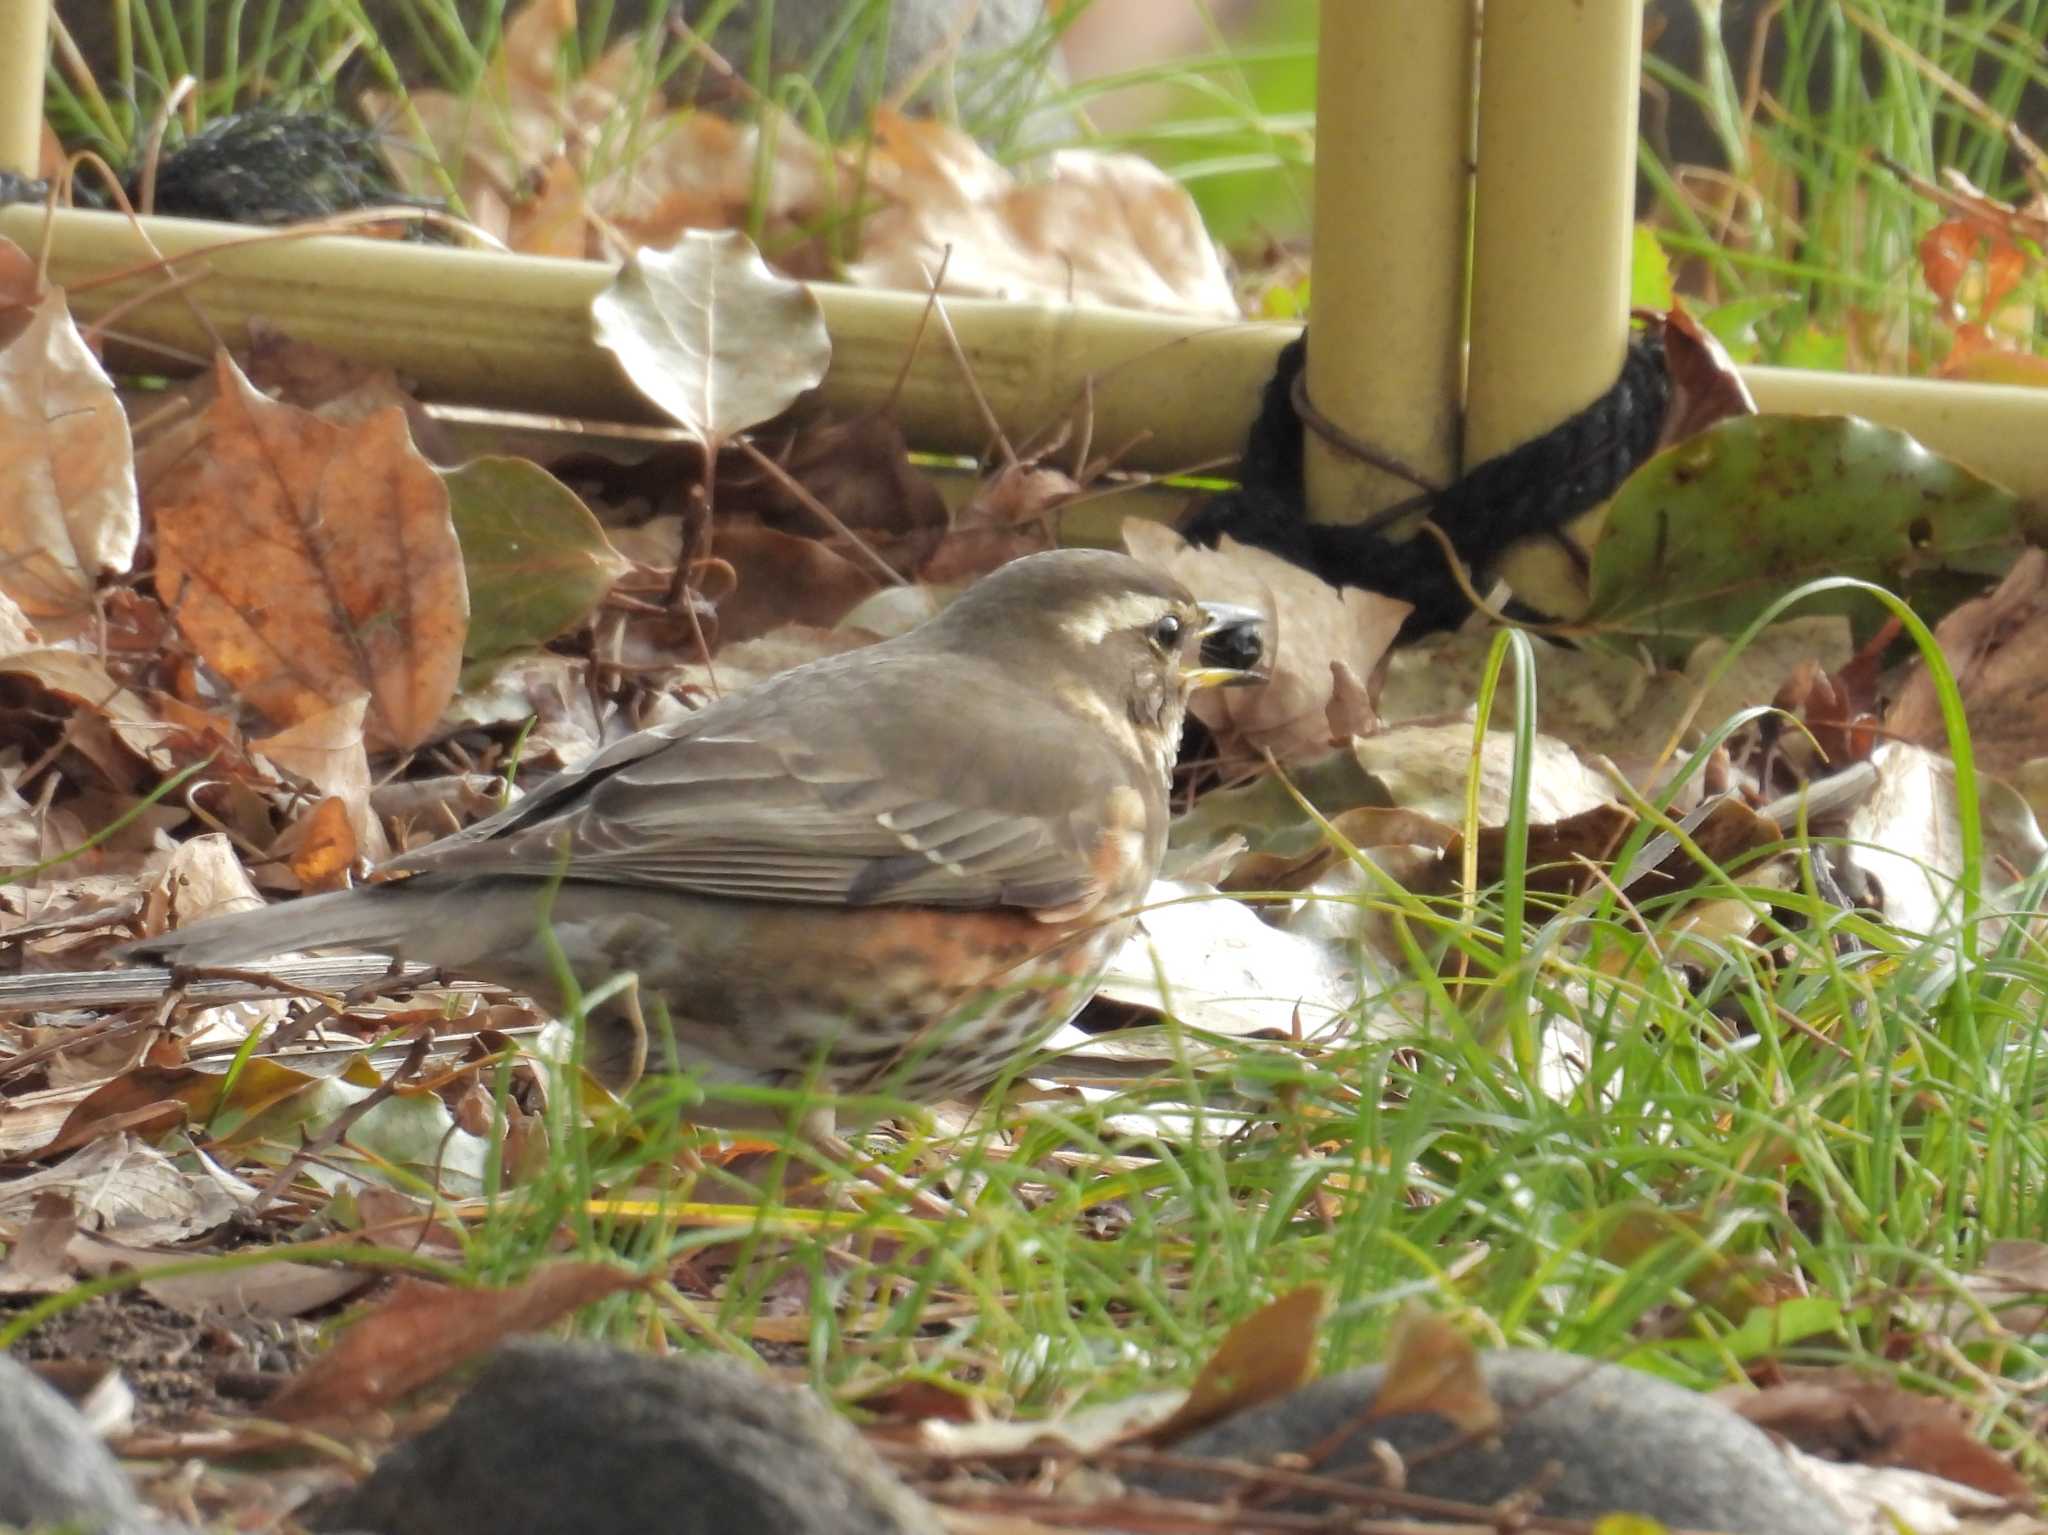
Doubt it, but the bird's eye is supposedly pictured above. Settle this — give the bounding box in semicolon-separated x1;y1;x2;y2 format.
1150;614;1183;649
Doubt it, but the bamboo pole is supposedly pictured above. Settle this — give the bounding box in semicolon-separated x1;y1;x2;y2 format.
0;0;51;177
0;205;1292;476
1464;0;1645;617
6;206;2048;505
1302;2;1475;526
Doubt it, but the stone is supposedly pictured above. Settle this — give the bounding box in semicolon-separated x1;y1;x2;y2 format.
0;1354;162;1535
1128;1348;1852;1535
310;1340;945;1535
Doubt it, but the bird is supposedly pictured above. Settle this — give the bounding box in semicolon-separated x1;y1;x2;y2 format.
117;549;1268;1128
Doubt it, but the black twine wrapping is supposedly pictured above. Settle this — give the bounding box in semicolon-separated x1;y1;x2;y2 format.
1182;325;1672;635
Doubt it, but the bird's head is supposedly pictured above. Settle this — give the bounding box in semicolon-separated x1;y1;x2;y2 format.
929;549;1269;764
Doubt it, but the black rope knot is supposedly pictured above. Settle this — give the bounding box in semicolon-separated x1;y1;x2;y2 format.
1182;324;1672;635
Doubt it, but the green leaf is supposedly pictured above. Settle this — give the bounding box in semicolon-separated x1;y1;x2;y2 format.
1697;292;1797;363
444;457;631;662
1582;414;2020;659
1771;324;1848;373
1628;225;1674;312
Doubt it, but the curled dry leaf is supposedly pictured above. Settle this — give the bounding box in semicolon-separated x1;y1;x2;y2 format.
591;229;832;446
1371;1311;1499;1435
1352;722;1616;827
1141;1285;1328;1446
1844;741;2046;938
0;649;171;772
270;1262;644;1421
285;797;358;893
707;525;880;643
148;352;468;753
1125;520;1409;763
1656;302;1759;447
1090;878;1370;1042
847;115;1240;318
1732;1374;2032;1502
253;693;392;868
734;413;949;575
0;588;40;653
137;833;266;940
0;277;140;622
1886;546;2048;777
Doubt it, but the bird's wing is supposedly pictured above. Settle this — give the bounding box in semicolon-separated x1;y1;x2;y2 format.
380;652;1144;916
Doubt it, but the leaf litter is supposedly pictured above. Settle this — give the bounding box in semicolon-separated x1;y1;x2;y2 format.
3;73;2048;1530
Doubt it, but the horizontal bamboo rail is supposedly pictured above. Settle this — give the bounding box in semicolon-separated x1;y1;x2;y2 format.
7;204;2046;508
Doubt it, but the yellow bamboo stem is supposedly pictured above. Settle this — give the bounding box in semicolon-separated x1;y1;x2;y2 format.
0;0;51;177
1466;0;1644;616
7;206;2048;511
1744;366;2048;498
1303;1;1476;527
0;205;1292;476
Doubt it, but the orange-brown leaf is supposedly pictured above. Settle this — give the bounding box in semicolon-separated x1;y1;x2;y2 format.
270;1263;643;1421
1142;1284;1326;1445
1370;1311;1498;1435
149;352;467;752
288;796;358;891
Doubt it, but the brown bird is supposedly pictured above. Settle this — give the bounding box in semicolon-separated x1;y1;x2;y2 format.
119;550;1267;1125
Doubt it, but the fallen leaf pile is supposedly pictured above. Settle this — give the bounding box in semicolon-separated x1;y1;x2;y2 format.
363;0;1240;316
3;171;2048;1532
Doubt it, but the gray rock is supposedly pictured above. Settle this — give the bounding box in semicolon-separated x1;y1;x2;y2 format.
0;1354;156;1535
1130;1348;1852;1535
311;1340;944;1535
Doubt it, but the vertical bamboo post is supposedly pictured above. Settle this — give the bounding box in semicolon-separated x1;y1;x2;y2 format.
0;0;51;176
1464;0;1643;615
1303;3;1477;527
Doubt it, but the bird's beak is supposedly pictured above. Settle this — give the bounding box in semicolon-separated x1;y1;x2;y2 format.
1184;601;1270;689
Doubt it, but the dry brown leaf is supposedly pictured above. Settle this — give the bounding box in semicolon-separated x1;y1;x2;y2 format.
253;692;392;866
1124;522;1409;764
0;236;37;315
847;116;1239;317
149;352;468;752
733;413;949;574
0;277;140;621
1657;303;1759;447
1428;802;1639;899
921;464;1072;585
1370;1312;1499;1435
708;525;881;643
1141;1284;1327;1446
607;114;843;254
1731;1375;2032;1502
0;1136;243;1248
241;323;441;447
0;588;41;654
506;154;592;258
591;230;832;447
1886;546;2048;777
287;796;359;892
0;1192;78;1295
70;1233;371;1321
0;649;172;770
137;833;267;940
270;1263;644;1421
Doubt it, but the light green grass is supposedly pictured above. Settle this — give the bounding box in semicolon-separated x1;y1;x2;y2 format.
378;598;2047;1477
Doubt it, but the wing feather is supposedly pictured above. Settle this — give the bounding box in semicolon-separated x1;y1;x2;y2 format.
380;650;1140;915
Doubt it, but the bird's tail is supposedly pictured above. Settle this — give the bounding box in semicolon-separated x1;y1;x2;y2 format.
114;881;441;968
